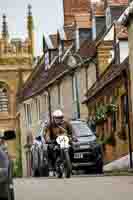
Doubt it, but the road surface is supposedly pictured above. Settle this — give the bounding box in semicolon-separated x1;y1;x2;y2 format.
14;176;133;200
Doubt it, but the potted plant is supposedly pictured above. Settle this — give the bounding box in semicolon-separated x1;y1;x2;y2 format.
103;134;116;147
103;133;116;161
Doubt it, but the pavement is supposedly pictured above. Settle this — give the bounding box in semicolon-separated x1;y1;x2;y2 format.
14;176;133;200
103;152;133;171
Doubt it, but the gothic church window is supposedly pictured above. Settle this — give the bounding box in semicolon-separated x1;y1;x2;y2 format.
0;86;8;112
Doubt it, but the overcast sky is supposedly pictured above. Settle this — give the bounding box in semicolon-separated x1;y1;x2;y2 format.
0;0;64;56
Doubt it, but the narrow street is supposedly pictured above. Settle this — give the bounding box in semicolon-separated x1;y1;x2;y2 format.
14;176;133;200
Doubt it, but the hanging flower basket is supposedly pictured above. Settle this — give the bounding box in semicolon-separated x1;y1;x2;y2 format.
95;115;107;125
95;105;107;125
106;104;117;115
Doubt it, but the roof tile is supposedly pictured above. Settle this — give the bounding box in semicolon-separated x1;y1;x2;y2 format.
18;62;70;102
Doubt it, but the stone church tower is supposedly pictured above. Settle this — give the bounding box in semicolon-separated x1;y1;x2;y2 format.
0;5;34;157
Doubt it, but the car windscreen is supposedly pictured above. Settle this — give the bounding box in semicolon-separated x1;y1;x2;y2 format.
71;122;94;137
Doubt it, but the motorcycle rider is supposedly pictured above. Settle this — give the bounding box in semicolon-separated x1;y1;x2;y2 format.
44;109;73;173
45;109;72;141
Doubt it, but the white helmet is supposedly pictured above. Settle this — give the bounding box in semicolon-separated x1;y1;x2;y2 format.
52;110;64;125
52;110;64;118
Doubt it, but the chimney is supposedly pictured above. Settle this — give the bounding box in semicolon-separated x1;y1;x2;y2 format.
57;31;61;63
74;20;80;51
91;4;96;40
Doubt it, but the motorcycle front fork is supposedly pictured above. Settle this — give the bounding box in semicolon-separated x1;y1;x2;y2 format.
55;149;64;172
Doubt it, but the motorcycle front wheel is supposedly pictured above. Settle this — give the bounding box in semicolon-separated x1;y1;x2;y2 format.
64;150;72;178
56;164;63;178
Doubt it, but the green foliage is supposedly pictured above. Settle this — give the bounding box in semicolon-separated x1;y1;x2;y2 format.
106;104;117;114
103;134;116;146
13;129;23;177
97;132;116;147
95;103;117;124
95;105;107;124
13;158;22;177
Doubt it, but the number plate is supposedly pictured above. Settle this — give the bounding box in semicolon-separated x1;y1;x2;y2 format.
74;153;83;159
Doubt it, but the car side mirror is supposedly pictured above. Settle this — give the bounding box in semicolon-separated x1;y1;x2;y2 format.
2;130;16;140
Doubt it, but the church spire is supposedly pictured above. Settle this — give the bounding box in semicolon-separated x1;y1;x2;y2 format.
27;4;34;57
2;14;9;40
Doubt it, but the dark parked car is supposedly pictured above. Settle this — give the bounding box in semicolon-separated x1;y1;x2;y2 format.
0;130;16;200
70;120;103;174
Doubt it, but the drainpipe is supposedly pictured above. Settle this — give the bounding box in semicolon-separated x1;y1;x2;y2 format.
75;73;80;119
47;88;52;125
17;113;23;177
91;2;96;40
123;70;133;169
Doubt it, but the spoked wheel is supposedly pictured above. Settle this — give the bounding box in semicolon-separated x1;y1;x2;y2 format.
55;159;63;178
56;165;63;178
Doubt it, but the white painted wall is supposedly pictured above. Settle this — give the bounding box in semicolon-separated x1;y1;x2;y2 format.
104;25;114;41
119;40;128;63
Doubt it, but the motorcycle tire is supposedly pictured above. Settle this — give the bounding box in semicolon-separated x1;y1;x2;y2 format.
64;151;72;178
56;165;63;178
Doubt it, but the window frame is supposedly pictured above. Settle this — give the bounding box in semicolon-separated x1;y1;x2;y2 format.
0;86;9;113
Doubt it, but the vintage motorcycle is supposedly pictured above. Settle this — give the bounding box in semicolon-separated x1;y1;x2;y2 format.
54;134;72;178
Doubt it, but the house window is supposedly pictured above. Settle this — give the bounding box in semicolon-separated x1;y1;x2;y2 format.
72;75;77;102
24;104;27;122
0;87;8;112
24;104;32;126
43;94;47;108
72;73;80;118
72;74;80;102
45;51;50;70
58;83;63;108
121;94;128;125
112;112;116;132
35;98;41;121
27;104;32;125
38;99;41;120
